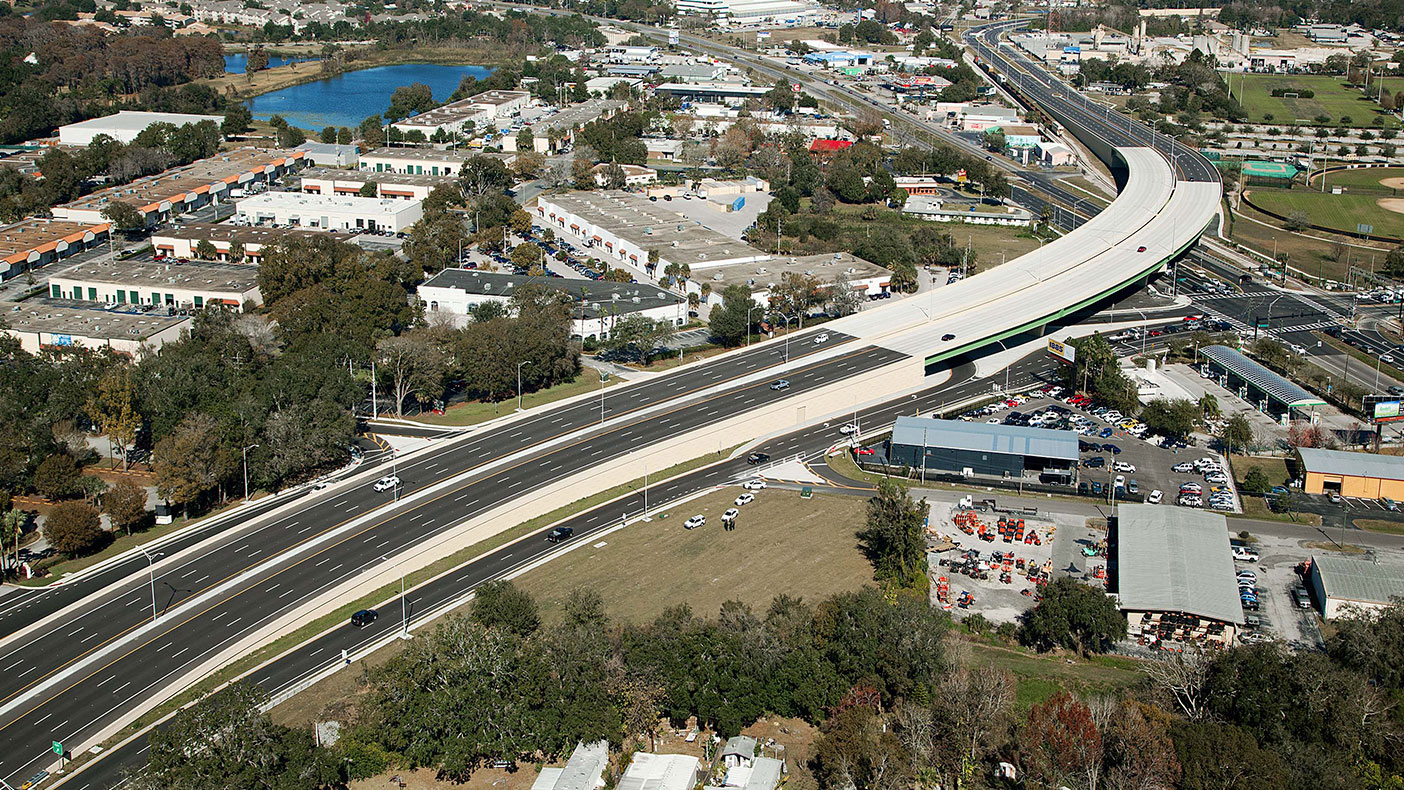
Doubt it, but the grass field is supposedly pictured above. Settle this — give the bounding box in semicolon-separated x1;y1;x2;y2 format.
1314;166;1404;191
413;374;620;427
1235;73;1397;128
513;488;875;624
1247;187;1404;239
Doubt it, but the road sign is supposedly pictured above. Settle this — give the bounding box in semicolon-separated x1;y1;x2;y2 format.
1358;223;1374;235
51;741;62;756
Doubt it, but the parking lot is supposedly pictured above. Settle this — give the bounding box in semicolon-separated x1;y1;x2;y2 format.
1232;534;1324;649
957;389;1240;513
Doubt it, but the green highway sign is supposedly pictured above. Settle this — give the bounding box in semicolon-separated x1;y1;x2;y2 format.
51;741;62;755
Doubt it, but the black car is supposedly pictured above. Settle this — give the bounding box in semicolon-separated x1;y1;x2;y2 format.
350;609;378;628
747;452;771;465
941;333;956;341
1085;456;1105;468
546;526;574;543
1077;482;1089;495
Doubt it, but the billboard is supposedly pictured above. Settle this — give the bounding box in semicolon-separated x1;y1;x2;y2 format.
1368;396;1404;424
668;30;679;45
1047;338;1075;364
757;30;771;40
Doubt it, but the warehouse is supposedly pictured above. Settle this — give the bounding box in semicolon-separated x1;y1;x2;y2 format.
359;147;508;177
58;111;223;146
0;300;190;354
618;754;700;790
1306;554;1404;618
885;416;1078;484
150;223;325;262
1114;504;1243;648
234;192;423;234
299;167;451;202
1297;447;1404;498
418;269;685;340
389;89;531;137
47;259;262;311
508;100;627;153
0;218;111;281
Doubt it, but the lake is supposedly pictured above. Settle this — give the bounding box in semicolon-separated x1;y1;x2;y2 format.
246;63;495;131
224;52;317;74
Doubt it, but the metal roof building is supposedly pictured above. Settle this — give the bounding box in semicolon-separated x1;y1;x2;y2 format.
531;740;609;790
1115;504;1243;647
1307;554;1404;618
1199;344;1325;413
886;416;1078;483
1298;447;1404;499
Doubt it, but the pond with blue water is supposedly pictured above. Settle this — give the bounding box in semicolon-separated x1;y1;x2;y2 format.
223;52;317;73
246;63;495;131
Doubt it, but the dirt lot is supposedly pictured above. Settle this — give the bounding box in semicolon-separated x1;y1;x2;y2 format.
513;488;874;624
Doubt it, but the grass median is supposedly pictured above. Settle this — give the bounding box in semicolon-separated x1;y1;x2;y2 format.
98;445;742;756
411;374;621;427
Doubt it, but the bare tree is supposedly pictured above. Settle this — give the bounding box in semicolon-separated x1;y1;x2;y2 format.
1144;649;1211;721
376;334;446;418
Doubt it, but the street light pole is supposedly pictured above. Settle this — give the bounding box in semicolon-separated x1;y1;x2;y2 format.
746;304;759;347
137;546;163;622
516;360;533;412
382;555;412;640
242;444;259;503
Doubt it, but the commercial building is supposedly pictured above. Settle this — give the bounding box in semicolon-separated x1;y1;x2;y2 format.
618;754;701;790
661;62;730;82
293;141;360;168
903;196;1034;227
1198;345;1326;418
591;163;657;187
0;218;111;281
299;167;451;202
508;100;628;153
530;741;609;790
0;299;190;355
654;82;771;105
992;124;1042;148
1306;554;1404;618
1037;140;1076;166
389;90;531;137
57;111;222;146
359;147;477;177
536;191;768;281
885;416;1078;484
603;45;658;63
52;148;307;225
1297;447;1404;499
585;77;643;95
1113;504;1243;648
47;259;262;311
703;252;890;307
234;192;423;234
418;269;686;339
150;223;325;263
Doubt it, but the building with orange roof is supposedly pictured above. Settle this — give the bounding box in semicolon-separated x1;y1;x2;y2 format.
0;218;111;281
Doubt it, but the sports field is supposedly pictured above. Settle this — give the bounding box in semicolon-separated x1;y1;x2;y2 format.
1235;74;1397;128
1313;166;1404;191
1248;187;1404;239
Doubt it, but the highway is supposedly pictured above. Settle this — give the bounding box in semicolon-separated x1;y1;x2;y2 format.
22;17;1224;788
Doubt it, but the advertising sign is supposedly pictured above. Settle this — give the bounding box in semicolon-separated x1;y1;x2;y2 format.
1047;338;1076;364
1371;397;1404;424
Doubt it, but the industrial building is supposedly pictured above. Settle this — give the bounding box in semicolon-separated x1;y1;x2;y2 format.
704;252;890;308
359;147;510;177
0;300;190;354
389;90;531;137
418;269;686;339
1306;554;1404;618
47;258;262;311
292;141;360;168
57;111;223;146
150;223;325;262
654;82;771;105
0;218;111;281
507;100;628;153
52;148;307;225
299;167;451;202
1198;345;1326;418
530;741;609;790
618;754;701;790
1297;447;1404;499
234;192;423;234
885;416;1078;484
535;191;769;281
902;196;1035;226
1113;504;1243;648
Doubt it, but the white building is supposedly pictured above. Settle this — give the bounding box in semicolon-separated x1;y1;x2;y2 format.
293;141;360;168
506;100;627;154
234;192;423;234
58;111;223;146
618;754;701;790
390;89;532;137
704;252;891;308
592;163;658;187
299;167;450;202
47;259;262;311
150;223;326;263
531;741;610;790
359;147;513;177
0;300;190;355
1307;554;1404;619
418;269;685;340
902;196;1034;227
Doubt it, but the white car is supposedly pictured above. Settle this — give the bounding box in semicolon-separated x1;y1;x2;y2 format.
684;514;706;530
742;479;766;490
372;475;400;492
1114;461;1136;473
839;424;858;435
734;493;755;506
722;508;740;521
1114;475;1126;488
1147;490;1163;504
815;333;830;344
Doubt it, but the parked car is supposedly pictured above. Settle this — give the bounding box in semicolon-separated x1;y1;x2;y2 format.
1147;490;1163;504
1172;462;1193;473
684;514;706;530
722;508;740;521
1293;587;1312;609
742;479;767;490
1232;546;1260;563
734;493;755;506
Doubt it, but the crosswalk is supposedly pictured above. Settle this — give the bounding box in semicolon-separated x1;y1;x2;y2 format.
1274;320;1339;334
1195;291;1277;300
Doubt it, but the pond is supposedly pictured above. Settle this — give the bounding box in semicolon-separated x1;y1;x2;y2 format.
246;63;495;131
223;52;318;74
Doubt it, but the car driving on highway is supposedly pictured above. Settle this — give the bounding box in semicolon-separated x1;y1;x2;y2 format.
546;526;574;543
350;609;378;628
770;379;790;391
372;475;400;492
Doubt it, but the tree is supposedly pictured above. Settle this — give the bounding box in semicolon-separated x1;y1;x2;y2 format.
856;480;928;592
44;501;106;557
828;269;864;317
1170;720;1286;790
1139;398;1200;439
708;284;759;347
103;479;148;536
222;105;252;138
376;334;446;418
598;162;627;190
459;155;514;200
1219;413;1254;455
194;239;217;261
516;127;535;153
101;200;145;232
229;241;245;263
1020;577;1126;654
607;314;674;365
470;580;540;638
1023;692;1103;790
153;413;225;514
1198;392;1220;420
34;453;80;501
510;242;544;270
1100;699;1182;790
386;82;436;122
1242;466;1271;494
